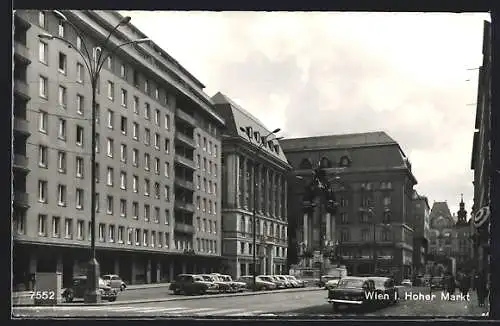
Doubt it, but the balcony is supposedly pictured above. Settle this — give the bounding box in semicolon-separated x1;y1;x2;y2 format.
14;192;29;208
14;41;31;64
13;154;29;171
175;108;196;127
175;132;196;149
14;80;30;100
174;223;195;234
174;178;195;192
174;201;195;213
174;154;196;170
14;118;30;135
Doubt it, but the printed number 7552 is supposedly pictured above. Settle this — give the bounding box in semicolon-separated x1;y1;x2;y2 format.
31;291;56;300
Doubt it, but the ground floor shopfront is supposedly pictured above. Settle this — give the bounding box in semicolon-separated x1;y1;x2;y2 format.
226;256;288;279
13;242;225;291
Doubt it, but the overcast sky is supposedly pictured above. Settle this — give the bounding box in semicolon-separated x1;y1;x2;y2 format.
122;11;490;217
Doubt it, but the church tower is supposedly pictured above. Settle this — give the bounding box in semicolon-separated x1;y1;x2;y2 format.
456;194;468;225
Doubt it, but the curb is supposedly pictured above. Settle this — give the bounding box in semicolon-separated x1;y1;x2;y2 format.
13;287;323;307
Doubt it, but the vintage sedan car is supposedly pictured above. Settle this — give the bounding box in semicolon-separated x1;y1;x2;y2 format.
102;274;127;291
261;275;286;289
216;274;247;292
62;276;118;302
202;274;231;293
369;276;398;306
317;275;340;288
286;275;306;288
327;277;377;312
275;275;293;288
169;274;218;295
237;275;277;291
325;278;340;291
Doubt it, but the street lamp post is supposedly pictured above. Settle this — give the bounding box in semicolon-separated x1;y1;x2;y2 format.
39;10;150;303
239;127;281;290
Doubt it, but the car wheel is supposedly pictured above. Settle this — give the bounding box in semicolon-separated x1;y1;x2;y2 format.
108;297;117;302
262;286;268;291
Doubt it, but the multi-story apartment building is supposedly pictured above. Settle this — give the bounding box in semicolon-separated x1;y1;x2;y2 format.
411;191;430;276
12;10;224;290
283;132;417;282
212;92;291;278
471;20;491;280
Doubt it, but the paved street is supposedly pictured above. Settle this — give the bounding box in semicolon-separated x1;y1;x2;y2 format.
13;288;325;318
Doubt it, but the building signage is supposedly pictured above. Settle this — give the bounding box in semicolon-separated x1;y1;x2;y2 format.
473;206;490;229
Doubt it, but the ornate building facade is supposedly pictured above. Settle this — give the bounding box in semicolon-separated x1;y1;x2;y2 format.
411;191;430;276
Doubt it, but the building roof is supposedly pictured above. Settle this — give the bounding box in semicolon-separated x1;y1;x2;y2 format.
429;201;456;227
211;92;289;164
280;132;398;151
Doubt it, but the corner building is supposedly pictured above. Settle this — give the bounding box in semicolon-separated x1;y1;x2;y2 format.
12;10;224;290
212;93;292;279
282;132;417;282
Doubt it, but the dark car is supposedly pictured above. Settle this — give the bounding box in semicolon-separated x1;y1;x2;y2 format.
169;274;218;295
62;276;118;302
327;277;377;312
430;277;445;290
369;276;398;306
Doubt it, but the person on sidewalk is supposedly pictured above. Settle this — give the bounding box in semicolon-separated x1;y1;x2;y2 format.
475;271;487;307
445;272;456;299
459;272;471;297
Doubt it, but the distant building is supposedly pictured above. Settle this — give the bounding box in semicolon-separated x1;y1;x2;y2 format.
282;131;417;282
411;191;430;276
454;195;473;272
212;92;291;279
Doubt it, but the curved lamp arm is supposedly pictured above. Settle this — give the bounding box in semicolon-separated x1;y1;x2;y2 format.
96;16;131;65
50;10;95;75
96;38;150;76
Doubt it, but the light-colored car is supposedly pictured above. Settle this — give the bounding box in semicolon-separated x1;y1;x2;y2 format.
275;275;293;288
102;274;127;291
401;279;412;287
237;275;276;291
262;275;286;289
286;275;306;288
325;278;340;290
217;274;247;292
199;274;223;293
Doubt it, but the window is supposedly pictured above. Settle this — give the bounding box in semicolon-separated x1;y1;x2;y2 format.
38;145;48;167
383;196;391;206
154;133;160;149
58;52;67;74
132;149;139;166
109;225;115;242
106;138;114;157
76;126;84;146
120;64;126;78
132;175;138;193
107;56;113;70
39;76;48;98
144;128;151;145
120;144;127;162
76;188;83;209
154;182;160;199
196;155;200;168
154;157;160;174
154;207;160;223
76;94;84;114
121;89;127;107
95;163;100;183
107;167;114;186
120;171;127;190
58;20;65;37
340;212;348;224
39;41;47;64
118;226;124;243
52;216;60;237
144;103;151;119
165;210;170;225
64;218;73;239
58;86;67;108
203;137;207;151
132;122;139;140
127;228;133;244
164;115;170;130
164;138;170;153
57;118;66;140
144;179;150;196
77;220;84;240
107;81;115;100
38;111;47;132
144;153;150;171
132;202;139;219
38;214;47;236
106;195;114;214
164;186;170;201
133;96;139;114
143;230;149;246
95;104;100;124
76;63;84;83
155;87;159;99
164;162;170;177
120;199;127;217
120;116;127;134
197;134;201;147
99;224;105;241
38;11;46;28
145;80;149;93
214;145;218;157
135;228;140;245
58;151;66;173
75;156;84;177
144;205;150;222
107;110;114;129
57;184;67;206
76;36;82;51
95;193;99;212
154;109;160;125
95;133;100;153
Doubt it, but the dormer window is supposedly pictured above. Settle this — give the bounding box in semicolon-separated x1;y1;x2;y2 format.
268;141;273;149
254;132;260;141
274;145;280;154
247;127;252;138
261;136;266;145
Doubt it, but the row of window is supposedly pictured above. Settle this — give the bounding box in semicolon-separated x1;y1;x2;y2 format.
338;229;395;242
195;156;218;177
195;133;218;158
194;197;218;215
239;216;287;240
238;241;287;258
37;115;86;146
195;217;218;234
194;177;218;195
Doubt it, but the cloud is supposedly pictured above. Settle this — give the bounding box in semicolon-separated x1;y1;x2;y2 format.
121;10;489;215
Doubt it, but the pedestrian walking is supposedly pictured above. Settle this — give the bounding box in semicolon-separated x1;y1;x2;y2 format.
460;273;471;297
445;272;455;299
475;271;487;307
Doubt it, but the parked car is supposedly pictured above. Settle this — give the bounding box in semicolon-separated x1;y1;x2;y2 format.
286;275;306;288
62;276;118;302
169;274;218;295
328;277;377;312
102;274;127;291
369;276;398;306
317;275;339;288
261;275;286;289
216;274;247;292
401;279;412;287
430;277;445;290
283;275;300;288
325;278;340;291
275;275;293;288
237;275;276;291
202;274;231;293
